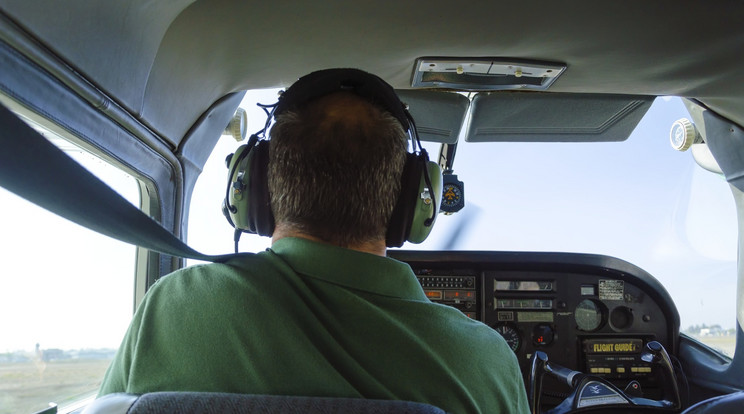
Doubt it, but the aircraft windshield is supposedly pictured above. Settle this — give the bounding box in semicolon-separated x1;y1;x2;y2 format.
190;92;738;357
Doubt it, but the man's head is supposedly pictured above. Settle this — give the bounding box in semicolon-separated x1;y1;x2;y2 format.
268;91;408;248
223;68;441;251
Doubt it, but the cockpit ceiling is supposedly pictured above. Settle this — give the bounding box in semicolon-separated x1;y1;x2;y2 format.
1;0;743;146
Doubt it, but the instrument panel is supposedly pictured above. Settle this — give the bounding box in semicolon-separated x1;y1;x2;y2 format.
389;250;680;401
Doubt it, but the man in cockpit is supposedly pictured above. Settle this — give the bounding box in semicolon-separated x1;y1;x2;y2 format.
98;69;529;414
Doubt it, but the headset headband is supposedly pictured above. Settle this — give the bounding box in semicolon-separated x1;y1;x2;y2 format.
275;69;410;130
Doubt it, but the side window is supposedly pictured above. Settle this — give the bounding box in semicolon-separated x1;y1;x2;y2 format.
677;165;738;357
0;120;138;413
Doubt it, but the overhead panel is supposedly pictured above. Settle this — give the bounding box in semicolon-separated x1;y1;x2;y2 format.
396;90;470;144
412;58;566;91
465;92;653;143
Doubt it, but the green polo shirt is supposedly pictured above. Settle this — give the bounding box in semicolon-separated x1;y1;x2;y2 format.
99;238;529;414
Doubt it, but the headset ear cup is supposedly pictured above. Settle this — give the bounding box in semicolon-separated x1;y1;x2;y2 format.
406;160;442;244
385;155;442;247
223;142;275;236
386;153;423;247
224;144;250;231
247;140;275;237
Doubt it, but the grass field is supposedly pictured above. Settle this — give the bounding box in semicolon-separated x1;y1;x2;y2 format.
693;335;736;358
0;359;111;414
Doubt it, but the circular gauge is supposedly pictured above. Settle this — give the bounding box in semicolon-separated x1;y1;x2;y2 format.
493;324;521;352
575;299;605;331
440;174;465;213
610;306;634;330
669;118;698;152
442;183;463;208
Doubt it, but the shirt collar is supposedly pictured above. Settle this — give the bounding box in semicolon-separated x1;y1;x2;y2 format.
267;237;426;300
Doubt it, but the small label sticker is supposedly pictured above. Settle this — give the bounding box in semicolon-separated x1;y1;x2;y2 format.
497;311;514;321
599;280;624;301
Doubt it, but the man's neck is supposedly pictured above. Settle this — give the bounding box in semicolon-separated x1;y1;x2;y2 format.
271;225;387;257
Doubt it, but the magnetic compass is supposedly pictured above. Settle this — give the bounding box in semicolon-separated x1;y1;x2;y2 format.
670;118;702;152
441;174;465;214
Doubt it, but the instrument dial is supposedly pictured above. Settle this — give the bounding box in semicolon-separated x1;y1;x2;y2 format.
442;183;462;207
493;323;521;352
575;299;605;331
441;174;465;213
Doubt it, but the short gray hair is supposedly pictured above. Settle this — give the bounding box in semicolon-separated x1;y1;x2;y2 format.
268;92;408;247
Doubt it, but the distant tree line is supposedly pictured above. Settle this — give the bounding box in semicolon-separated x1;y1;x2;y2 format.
0;348;116;364
683;324;735;337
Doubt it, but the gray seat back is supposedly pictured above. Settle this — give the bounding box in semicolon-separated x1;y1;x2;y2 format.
82;392;448;414
681;391;744;414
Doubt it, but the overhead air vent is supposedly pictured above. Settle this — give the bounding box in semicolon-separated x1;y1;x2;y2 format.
412;58;566;91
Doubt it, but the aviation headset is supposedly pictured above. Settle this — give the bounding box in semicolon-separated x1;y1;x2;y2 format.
222;68;442;248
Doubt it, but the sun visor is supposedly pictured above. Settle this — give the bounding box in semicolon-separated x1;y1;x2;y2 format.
396;90;469;144
465;92;653;143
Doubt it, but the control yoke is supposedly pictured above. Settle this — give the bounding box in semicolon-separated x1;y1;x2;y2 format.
641;341;682;410
528;341;681;413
